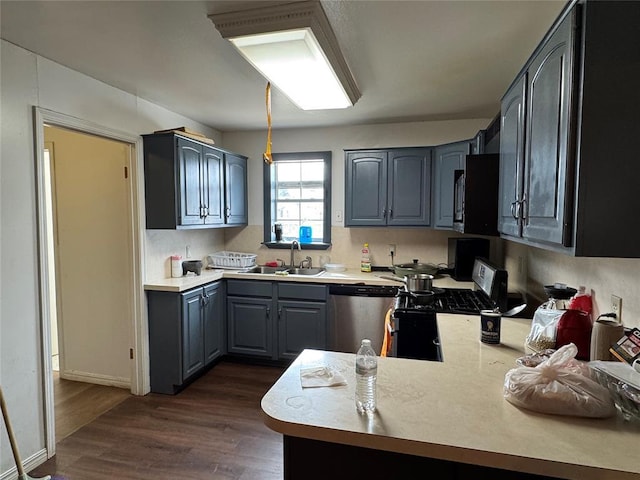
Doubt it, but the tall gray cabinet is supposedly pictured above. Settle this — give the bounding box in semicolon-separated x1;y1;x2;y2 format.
498;0;640;257
344;148;432;226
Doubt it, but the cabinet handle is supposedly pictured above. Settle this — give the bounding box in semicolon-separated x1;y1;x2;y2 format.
203;206;209;218
201;292;210;306
388;208;393;218
266;307;270;318
382;207;387;218
520;195;527;220
225;207;231;219
510;201;518;220
199;204;205;218
278;307;282;320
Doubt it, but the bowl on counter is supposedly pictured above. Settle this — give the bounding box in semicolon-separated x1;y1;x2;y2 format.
324;263;346;272
589;361;640;422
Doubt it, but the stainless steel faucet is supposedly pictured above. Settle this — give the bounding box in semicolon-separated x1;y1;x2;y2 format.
290;240;301;268
300;256;312;268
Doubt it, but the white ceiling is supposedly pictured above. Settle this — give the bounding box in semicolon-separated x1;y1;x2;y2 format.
0;0;566;132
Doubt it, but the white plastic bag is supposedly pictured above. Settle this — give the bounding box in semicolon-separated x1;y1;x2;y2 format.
504;343;616;418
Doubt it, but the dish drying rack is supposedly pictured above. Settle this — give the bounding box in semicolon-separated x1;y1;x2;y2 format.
207;251;257;269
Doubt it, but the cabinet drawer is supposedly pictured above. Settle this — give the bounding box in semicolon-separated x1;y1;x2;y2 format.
278;283;327;301
226;279;272;297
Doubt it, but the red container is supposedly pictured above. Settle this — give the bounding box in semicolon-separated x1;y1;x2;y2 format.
555;309;593;360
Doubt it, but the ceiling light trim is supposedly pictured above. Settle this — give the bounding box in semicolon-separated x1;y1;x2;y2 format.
208;0;360;107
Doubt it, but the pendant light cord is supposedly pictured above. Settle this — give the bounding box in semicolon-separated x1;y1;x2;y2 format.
263;82;273;164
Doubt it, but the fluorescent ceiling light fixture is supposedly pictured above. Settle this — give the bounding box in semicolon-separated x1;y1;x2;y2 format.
209;1;360;111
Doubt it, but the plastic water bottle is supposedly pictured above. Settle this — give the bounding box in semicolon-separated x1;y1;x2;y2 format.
355;339;377;414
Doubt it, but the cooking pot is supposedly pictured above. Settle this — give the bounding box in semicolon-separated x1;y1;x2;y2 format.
404;273;433;292
393;259;440;277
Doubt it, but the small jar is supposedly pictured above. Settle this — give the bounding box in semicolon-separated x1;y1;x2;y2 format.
171;255;183;278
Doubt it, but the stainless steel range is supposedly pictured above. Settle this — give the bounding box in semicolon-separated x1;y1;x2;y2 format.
389;258;508;361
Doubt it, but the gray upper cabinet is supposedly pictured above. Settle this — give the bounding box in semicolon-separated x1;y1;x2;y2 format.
499;1;640;257
345;148;432;227
433;141;470;229
499;11;574;246
224;153;248;225
498;75;526;238
143;132;247;229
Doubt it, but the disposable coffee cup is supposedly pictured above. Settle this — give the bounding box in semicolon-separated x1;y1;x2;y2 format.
480;310;501;344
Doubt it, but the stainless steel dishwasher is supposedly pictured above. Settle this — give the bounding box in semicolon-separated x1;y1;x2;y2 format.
328;284;399;355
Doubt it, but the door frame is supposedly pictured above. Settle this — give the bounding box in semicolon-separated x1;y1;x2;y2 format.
33;107;149;457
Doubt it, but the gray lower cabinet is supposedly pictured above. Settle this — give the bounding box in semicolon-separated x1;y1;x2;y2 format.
344;148;432;227
227;280;328;361
433;140;471;229
148;281;224;394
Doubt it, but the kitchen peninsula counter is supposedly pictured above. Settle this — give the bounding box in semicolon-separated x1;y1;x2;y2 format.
261;314;640;479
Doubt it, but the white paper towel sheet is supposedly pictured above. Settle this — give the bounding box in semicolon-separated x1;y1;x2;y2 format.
300;365;347;388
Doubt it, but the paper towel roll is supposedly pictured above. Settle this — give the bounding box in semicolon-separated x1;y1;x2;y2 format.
590;318;624;361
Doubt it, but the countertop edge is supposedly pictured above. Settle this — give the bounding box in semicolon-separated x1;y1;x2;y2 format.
262;406;631;480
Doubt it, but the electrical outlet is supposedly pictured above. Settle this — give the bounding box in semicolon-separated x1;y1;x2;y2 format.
388;244;396;256
611;295;622;322
186;245;191;258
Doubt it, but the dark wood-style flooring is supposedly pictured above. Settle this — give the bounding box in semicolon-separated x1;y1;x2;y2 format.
30;361;286;479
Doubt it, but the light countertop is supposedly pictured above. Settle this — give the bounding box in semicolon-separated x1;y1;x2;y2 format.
143;268;468;292
261;314;640;479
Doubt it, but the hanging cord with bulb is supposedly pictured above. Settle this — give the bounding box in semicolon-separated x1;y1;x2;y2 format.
263;82;273;165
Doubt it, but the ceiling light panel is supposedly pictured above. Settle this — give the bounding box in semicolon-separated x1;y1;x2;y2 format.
209;1;360;111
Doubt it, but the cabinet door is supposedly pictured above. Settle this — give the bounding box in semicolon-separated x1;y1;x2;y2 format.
387;148;432;227
433;142;468;228
277;300;327;361
345;151;388;226
224;153;248;225
523;11;575;246
181;289;205;380
203;282;224;364
499;75;526;237
177;137;204;226
202;147;224;226
227;296;273;358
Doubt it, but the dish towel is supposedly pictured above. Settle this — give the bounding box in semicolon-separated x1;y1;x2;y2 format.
381;307;393;357
300;365;347;388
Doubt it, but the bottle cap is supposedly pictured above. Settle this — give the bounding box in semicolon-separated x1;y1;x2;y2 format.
361;339;371;346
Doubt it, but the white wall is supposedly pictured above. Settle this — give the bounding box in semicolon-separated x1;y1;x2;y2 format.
221;120;498;268
0;39;224;476
506;242;640;329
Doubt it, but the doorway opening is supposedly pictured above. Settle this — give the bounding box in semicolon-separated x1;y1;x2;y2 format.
34;108;148;457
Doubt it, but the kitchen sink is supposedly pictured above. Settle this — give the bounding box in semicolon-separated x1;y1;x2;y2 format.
242;265;288;274
240;266;325;276
287;268;325;276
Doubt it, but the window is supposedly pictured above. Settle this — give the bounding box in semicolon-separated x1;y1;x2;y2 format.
263;151;331;248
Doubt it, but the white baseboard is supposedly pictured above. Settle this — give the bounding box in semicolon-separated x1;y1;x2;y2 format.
60;369;130;389
0;448;49;480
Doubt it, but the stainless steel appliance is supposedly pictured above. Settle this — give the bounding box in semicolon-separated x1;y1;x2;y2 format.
328;284;398;355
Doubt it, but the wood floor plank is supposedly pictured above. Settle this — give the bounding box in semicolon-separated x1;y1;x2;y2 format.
29;361;285;480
